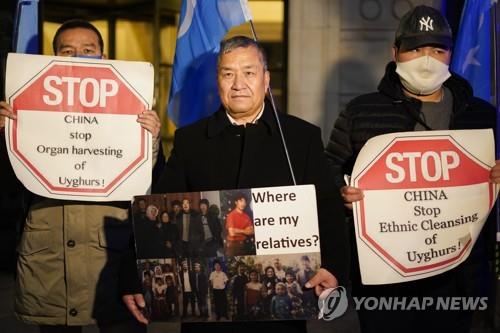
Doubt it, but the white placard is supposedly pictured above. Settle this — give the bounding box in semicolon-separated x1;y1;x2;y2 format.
351;129;497;284
5;53;154;201
251;185;320;255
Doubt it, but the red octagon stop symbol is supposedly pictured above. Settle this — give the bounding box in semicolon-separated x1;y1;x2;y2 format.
8;60;149;195
353;135;495;275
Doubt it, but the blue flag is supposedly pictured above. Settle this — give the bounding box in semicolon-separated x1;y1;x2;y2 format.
450;0;495;102
13;0;39;54
168;0;252;128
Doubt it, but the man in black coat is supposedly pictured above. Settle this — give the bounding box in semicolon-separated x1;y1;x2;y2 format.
178;199;204;257
325;6;500;333
123;35;349;333
192;262;209;318
199;199;223;257
231;263;249;320
178;260;196;318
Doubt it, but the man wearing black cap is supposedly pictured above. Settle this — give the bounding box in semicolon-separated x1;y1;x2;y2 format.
326;5;499;333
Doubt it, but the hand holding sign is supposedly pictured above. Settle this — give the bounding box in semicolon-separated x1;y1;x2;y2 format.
340;186;364;210
489;160;500;184
350;129;497;284
0;101;15;129
137;110;161;140
5;53;154;201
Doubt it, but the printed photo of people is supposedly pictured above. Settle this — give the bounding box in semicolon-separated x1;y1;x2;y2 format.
226;253;320;321
132;192;224;259
137;253;320;322
138;257;213;322
220;189;256;256
132;192;318;322
138;259;179;321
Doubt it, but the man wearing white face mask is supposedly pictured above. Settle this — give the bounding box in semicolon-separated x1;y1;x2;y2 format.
326;5;499;333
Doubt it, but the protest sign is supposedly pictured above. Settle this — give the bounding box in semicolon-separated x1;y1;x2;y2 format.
351;129;497;284
132;185;321;322
5;53;154;201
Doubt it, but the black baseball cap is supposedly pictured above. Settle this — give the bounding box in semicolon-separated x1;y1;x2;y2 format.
395;5;452;51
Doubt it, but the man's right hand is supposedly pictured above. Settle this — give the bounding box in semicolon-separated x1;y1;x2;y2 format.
340;185;364;210
0;101;15;129
122;293;149;325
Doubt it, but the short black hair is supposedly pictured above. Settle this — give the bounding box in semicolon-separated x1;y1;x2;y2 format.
171;200;181;207
199;199;209;207
218;35;268;71
264;266;275;274
53;19;104;54
233;192;247;202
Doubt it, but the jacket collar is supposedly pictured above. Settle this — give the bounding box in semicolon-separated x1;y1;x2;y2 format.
207;99;277;138
378;61;473;110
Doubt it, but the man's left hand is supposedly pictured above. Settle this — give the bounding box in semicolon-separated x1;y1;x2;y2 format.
137;110;160;140
489;160;500;184
122;293;149;325
305;268;338;296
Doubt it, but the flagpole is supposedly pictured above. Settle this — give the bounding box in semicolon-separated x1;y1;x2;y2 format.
248;19;297;186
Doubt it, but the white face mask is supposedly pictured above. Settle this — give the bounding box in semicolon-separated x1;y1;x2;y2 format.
396;55;451;95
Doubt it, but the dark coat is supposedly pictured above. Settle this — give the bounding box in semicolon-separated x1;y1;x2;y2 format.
154;102;349;285
325;62;497;330
326;61;496;189
231;274;249;297
192;271;209;297
178;270;196;293
201;213;222;246
161;222;180;257
177;210;203;244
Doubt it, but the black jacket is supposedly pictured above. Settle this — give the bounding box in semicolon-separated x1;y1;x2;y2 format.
154;102;349;285
179;270;196;293
201;213;222;245
177;210;203;244
193;271;208;297
325;61;496;299
326;61;496;190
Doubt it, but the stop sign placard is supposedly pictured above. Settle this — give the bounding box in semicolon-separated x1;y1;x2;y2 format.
351;130;496;284
12;61;146;113
5;53;154;201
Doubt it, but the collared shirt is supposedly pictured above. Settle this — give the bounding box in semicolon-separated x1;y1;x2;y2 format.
225;103;265;126
182;271;192;292
182;213;190;242
209;270;228;290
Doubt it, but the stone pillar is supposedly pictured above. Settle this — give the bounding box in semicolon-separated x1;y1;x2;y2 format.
288;0;438;142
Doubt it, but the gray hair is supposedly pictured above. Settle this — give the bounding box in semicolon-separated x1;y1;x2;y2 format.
218;35;268;71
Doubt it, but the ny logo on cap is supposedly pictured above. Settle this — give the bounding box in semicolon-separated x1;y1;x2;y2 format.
419;16;434;31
